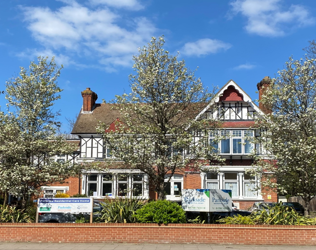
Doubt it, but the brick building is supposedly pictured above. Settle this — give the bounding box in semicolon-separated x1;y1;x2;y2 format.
45;78;277;210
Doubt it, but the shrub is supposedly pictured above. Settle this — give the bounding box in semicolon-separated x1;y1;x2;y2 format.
71;194;87;197
98;197;145;223
134;200;186;224
218;203;316;225
54;193;70;198
0;205;32;223
75;213;90;223
218;214;255;225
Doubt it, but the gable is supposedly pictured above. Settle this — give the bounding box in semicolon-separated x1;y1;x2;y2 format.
195;80;263;122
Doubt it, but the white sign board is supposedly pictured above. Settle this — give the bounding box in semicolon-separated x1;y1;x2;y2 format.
182;189;232;212
38;198;92;213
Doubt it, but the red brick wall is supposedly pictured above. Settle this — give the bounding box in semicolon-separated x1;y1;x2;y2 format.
1;224;316;245
184;173;201;189
46;177;80;197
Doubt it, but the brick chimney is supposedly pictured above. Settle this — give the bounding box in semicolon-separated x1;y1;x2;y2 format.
81;88;98;112
257;76;271;114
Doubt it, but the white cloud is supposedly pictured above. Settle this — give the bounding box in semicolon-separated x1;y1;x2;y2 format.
16;48;73;66
89;0;144;10
181;38;231;57
230;0;315;37
233;63;256;70
19;1;156;72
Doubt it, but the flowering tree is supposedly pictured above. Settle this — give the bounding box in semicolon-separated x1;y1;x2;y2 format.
99;37;223;200
253;57;316;215
0;57;78;208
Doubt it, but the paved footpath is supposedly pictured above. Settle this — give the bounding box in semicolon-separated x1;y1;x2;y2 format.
0;243;314;250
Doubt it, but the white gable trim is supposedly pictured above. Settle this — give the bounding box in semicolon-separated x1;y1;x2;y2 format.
195;80;264;121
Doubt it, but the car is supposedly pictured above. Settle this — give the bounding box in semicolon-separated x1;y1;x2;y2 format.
249;202;276;213
282;202;305;215
250;202;305;215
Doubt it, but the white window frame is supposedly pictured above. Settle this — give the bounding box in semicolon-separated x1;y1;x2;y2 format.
82;171;149;199
210;130;255;155
206;172;219;189
101;173;113;196
243;173;258;198
223;172;239;198
201;169;262;200
164;174;183;201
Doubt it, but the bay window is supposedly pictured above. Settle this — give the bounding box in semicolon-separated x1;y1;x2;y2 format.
202;171;260;199
83;172;148;198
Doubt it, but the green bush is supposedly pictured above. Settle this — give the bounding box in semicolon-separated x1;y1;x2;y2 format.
0;205;32;223
134;200;186;224
218;203;316;225
75;213;90;223
98;197;145;223
218;214;255;225
71;194;87;197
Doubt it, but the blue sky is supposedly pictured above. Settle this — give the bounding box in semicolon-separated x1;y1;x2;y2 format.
1;0;316;133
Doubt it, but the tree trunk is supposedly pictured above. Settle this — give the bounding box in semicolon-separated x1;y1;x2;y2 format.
3;192;7;206
303;200;310;217
157;181;166;200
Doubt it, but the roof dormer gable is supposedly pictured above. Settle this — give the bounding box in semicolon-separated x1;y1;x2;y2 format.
195;80;264;121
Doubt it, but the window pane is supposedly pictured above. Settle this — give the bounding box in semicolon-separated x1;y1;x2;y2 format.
207;173;217;180
232;130;241;137
87;183;97;196
225;182;238;197
57;159;65;163
103;174;112;181
221;130;229;136
244;182;257;197
164;182;171;195
173;175;182;180
133;183;143;196
225;173;237;179
245;140;253;153
106;147;111;158
88;175;97;181
207;182;218;189
221;139;230;153
118;183;127;196
244;130;254;136
133;174;143;182
210;139;218;152
233;139;242;153
244;174;255;180
174;182;182;195
118;174;128;181
102;183;112;196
